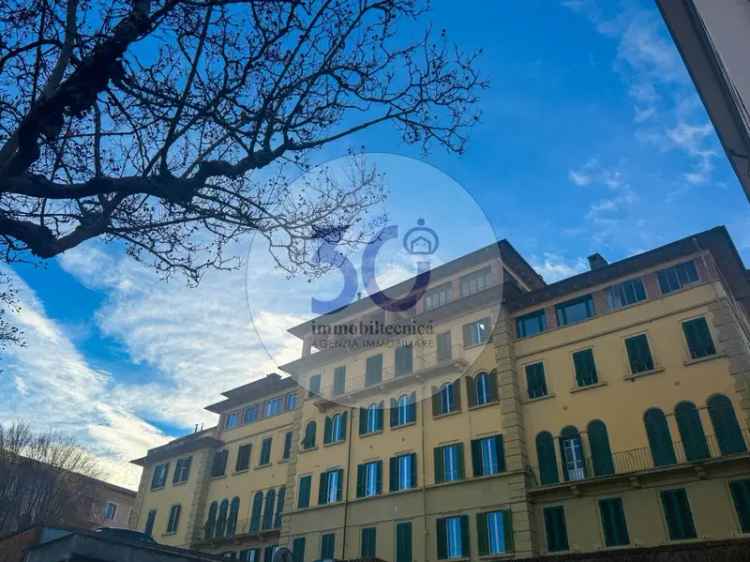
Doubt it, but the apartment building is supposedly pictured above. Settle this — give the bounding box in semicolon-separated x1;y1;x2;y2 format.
131;226;750;561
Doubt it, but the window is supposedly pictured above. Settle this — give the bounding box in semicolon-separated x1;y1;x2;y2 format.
264;397;283;417
151;463;169;489
240;547;260;561
556;294;594;326
390;453;417;492
391;392;416;427
263;546;278;562
516;310;546;338
292;537;306;562
173;456;192;484
625;334;654;373
361;527;376;558
262;489;276;530
675;401;710;461
468;371;496;406
424;283;451;311
436;515;469;559
144;509;157;537
297;475;312;509
608;278;646;309
471;435;505;476
321;533;335;560
274;487;285;528
360;402;384;435
436;331;452;362
682;317;716;359
460;266;492;297
543;506;568;552
357;460;382;498
434;443;464;483
249;492;263;533
463;317;491;347
206;502;218;538
365;354;383;386
572;349;598;387
236;444;252;472
396;521;412;562
644;408;677;466
319;469;343;505
730;479;750;533
308;374;321;397
708;394;747;455
333;366;346;395
302;421;316;449
259;438;272;465
588;420;614;476
658;260;699;294
324;412;347;444
225;412;240;429
211;451;228;477
433;382;460;416
599;498;629;547
395;343;413;377
104;502;118;521
536;431;559;485
525;363;548;399
559;427;585;481
216;499;229;536
227;497;240;536
286;392;297;411
244;404;259;424
660;488;697;540
477;511;512;555
166;504;181;534
282;432;292;460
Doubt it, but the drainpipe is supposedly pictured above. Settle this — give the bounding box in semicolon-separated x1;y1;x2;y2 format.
340;405;355;559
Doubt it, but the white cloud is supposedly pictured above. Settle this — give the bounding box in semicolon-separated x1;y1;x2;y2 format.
530;253;588;283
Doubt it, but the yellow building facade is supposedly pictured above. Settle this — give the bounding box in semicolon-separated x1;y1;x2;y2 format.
131;226;750;562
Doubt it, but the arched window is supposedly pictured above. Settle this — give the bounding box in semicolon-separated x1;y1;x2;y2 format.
215;498;229;537
205;501;218;539
588;420;614;476
536;431;559;485
262;489;276;530
367;402;382;433
472;371;497;406
708;394;747;455
559;426;586;481
302;421;316;449
675;401;709;461
249;491;263;533
274;486;286;528
325;412;347;443
226;497;240;537
644;408;676;466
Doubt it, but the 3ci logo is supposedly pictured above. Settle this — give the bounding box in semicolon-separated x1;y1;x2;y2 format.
311;219;440;314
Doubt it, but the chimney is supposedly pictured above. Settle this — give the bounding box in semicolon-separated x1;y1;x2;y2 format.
588;253;608;271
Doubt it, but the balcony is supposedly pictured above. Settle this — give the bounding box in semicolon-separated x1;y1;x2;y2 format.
194;518;280;547
527;429;750;492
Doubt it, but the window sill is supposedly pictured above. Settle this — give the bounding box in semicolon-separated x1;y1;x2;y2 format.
150;485;165;492
210;474;227;480
433;409;462;420
278;458;289;464
254;463;272;471
359;429;383;439
234;468;250;475
162;532;177;537
570;381;607;394
464;341;490;352
479;553;514;560
468;400;499;411
391;421;417;431
324;440;346;448
523;393;555;404
684;353;724;367
172;480;188;487
624;367;664;381
299;446;318;454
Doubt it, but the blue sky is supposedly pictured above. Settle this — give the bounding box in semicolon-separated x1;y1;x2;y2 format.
2;0;749;488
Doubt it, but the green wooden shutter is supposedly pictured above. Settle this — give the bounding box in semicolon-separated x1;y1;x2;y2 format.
436;518;447;560
453;381;462;411
466;376;475;408
730;479;750;533
390;398;398;427
408;392;417;423
683;317;716;359
496;435;506;472
292;537;305;562
298;476;311;508
661;489;697;540
432;386;441;416
675;402;710;461
459;515;470;557
599;498;629;546
503;511;514;553
396;522;412;562
375;460;383;494
340;412;348;440
249;492;263;533
456;443;465;479
626;334;654;373
471;438;483;477
390;456;399;492
324;416;332;444
644;409;677;466
543;506;569;552
359;407;367;435
361;527;376;558
476;513;489;556
410;453;417;488
274;487;285;528
536;432;559;485
377;401;385;430
356;463;366;498
318;471;329;505
588;420;614;476
487;370;498;402
335;469;343;501
434;447;444;483
708;395;747;455
321;533;335;559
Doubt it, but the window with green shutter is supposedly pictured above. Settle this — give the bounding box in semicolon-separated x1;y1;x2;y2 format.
308;374;321;397
144;509;157;537
572;349;598;387
292;537;305;562
675;401;710;461
297;475;311;509
644;408;677;466
436;515;469;559
535;431;559;485
395;343;413;376
730;479;750;533
599;498;630;546
390;453;417;492
625;334;654;373
333;366;346;395
471;435;505;476
708;394;747;455
365;354;383;386
320;533;335;559
259;438;272;465
436;331;452;362
434;443;464;483
543;506;569;552
588;420;614;476
236;444;252;472
396;522;412;562
249;492;263;533
282;432;292;460
356;460;382;498
477;510;512;555
682;317;716;359
525;362;548;399
361;527;376;558
661;488;697;540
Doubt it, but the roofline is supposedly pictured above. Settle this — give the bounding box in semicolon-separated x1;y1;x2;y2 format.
204;374;298;414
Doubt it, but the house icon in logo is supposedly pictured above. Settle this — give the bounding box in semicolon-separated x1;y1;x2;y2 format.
403;219;439;256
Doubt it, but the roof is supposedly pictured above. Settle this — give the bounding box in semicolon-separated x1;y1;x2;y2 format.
506;226;749;313
204;373;299;414
131;429;222;467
